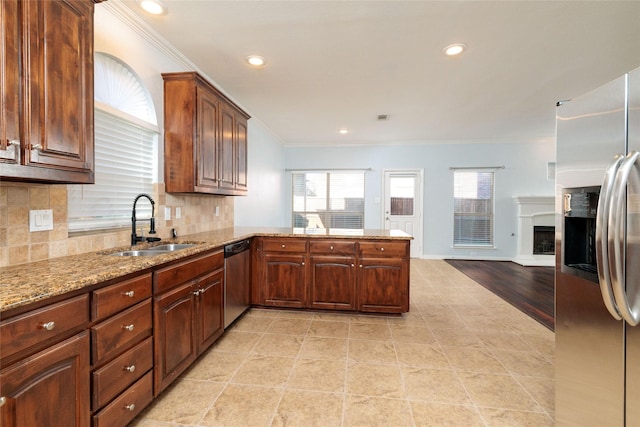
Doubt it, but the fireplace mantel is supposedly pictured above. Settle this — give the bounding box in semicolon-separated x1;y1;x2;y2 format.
513;196;555;267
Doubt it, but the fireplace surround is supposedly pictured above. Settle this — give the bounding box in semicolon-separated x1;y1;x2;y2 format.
513;196;555;266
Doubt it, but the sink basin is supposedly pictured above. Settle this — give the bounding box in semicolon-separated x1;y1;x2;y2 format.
108;243;196;257
110;250;171;257
146;243;197;251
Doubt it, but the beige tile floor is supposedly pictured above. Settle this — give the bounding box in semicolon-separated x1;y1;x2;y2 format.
131;259;554;426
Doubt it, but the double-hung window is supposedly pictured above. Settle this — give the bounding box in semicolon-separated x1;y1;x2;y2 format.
292;171;365;229
68;53;158;232
453;169;495;247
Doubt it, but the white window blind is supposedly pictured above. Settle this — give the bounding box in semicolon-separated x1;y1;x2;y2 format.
292;171;365;229
453;170;494;246
68;107;156;231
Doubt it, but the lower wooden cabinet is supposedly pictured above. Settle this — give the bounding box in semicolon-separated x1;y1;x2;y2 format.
153;251;224;395
0;331;90;427
254;237;410;314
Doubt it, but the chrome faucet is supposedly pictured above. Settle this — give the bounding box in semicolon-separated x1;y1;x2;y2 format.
131;193;159;246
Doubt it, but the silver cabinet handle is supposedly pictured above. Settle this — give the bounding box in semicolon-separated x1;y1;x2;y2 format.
31;143;42;151
380;247;385;252
609;151;640;325
8;139;20;146
124;365;136;373
351;263;355;267
330;246;334;250
0;396;7;407
124;404;136;411
39;321;56;331
596;154;624;320
123;291;135;297
301;262;305;266
281;244;286;248
122;324;135;332
193;290;201;296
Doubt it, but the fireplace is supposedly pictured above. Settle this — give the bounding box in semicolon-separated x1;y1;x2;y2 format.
533;226;555;255
513;196;555;266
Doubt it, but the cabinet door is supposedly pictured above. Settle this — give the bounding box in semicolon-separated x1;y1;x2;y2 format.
309;255;356;311
218;102;235;190
0;0;20;164
235;114;248;191
153;282;197;395
358;258;409;313
21;0;94;181
196;85;219;190
0;332;90;427
263;254;307;308
195;269;224;353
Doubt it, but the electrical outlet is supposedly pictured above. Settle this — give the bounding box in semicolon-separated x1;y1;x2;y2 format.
215;206;220;217
29;209;54;232
175;207;181;219
164;207;171;220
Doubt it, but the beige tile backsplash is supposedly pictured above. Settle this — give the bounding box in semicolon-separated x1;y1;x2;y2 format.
0;182;233;267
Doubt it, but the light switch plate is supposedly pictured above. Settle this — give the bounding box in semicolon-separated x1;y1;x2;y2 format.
215;206;220;217
175;207;181;219
164;207;171;220
29;209;54;232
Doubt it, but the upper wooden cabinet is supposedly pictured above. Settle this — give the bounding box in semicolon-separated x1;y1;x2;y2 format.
0;0;100;184
163;72;250;195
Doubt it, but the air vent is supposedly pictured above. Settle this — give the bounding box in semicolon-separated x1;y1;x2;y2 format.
377;114;389;121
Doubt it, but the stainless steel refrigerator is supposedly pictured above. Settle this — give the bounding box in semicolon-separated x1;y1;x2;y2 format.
556;66;640;426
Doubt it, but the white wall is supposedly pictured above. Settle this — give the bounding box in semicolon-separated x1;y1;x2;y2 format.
284;140;555;259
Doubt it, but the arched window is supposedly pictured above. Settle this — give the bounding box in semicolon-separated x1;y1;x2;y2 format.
68;53;158;231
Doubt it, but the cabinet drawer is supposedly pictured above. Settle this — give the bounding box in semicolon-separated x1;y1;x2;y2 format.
91;299;152;365
262;238;307;253
92;336;153;410
92;371;153;427
154;250;223;294
358;241;408;258
92;273;152;321
0;294;89;360
309;240;355;255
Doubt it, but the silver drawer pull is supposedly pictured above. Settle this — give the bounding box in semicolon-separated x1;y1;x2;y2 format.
281;244;286;248
380;247;385;251
351;264;355;267
330;246;334;250
0;396;7;407
8;139;20;146
122;324;135;332
39;321;56;331
124;404;136;412
193;290;201;296
124;364;136;373
31;143;43;151
123;291;135;297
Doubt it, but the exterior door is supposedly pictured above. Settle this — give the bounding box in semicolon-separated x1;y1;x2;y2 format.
383;170;423;258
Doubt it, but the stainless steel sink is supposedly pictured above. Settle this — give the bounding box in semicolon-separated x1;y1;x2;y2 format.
110;250;171;257
108;243;196;257
146;243;196;251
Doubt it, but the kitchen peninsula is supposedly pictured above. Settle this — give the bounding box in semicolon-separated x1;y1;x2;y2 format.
0;227;411;427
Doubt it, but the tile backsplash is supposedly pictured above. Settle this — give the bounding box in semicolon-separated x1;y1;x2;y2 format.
0;182;233;267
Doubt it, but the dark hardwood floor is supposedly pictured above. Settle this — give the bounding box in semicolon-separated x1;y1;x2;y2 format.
445;260;555;331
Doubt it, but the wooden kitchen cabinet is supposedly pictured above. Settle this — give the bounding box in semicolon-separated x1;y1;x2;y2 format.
309;240;357;311
254;236;410;314
163;72;250;195
0;0;101;184
90;273;153;426
0;332;90;427
255;238;308;308
0;294;91;426
153;250;224;394
357;241;410;313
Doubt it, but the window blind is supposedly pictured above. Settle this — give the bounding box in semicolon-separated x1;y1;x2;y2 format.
68;108;156;231
292;171;365;229
453;170;494;246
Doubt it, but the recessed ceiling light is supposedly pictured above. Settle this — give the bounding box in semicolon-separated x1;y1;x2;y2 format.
443;43;466;56
339;129;349;134
137;0;167;15
246;55;266;67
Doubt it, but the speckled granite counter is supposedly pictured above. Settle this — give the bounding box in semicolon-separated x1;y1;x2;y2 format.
0;227;411;314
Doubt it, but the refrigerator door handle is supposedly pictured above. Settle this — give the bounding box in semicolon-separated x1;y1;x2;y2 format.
610;150;640;325
596;154;625;320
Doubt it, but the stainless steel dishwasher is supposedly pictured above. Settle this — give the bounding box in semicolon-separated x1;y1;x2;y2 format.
224;239;251;328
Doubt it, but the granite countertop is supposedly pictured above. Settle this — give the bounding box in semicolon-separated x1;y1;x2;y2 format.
0;227;411;314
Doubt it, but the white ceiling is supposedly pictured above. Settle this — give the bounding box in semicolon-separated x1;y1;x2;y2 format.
118;0;640;146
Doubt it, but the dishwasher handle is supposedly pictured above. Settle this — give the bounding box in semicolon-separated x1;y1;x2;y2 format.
224;239;251;257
